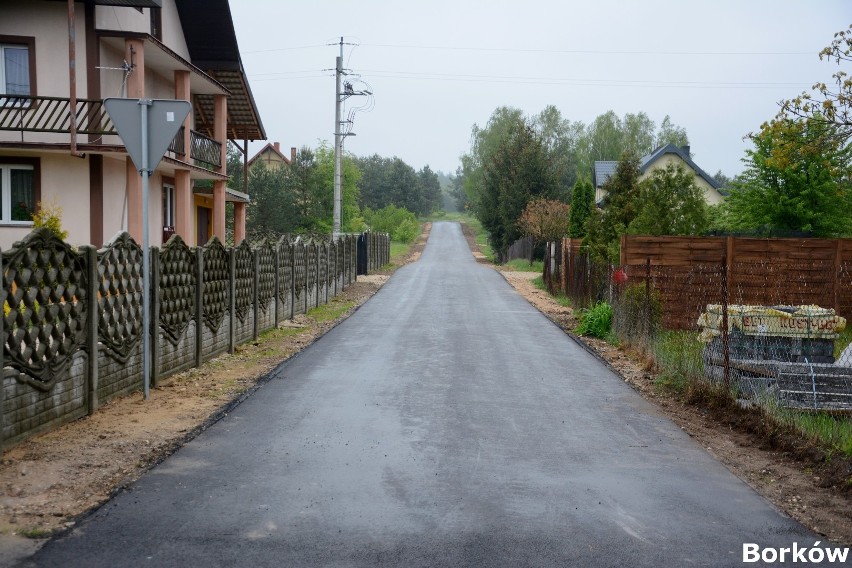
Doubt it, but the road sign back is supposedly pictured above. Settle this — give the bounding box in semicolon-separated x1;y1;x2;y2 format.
104;98;191;172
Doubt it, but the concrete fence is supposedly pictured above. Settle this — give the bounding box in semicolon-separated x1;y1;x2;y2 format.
0;228;389;451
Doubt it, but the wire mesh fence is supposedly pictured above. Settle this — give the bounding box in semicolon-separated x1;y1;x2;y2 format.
545;235;852;413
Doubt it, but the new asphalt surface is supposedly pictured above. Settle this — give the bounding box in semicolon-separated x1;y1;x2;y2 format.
21;222;825;567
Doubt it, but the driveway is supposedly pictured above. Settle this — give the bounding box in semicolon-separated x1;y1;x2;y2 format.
22;222;821;567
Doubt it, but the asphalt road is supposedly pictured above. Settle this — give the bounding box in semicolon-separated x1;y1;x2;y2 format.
22;222;825;567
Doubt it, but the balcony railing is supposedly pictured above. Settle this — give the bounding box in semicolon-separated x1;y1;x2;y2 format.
1;94;222;170
0;94;114;134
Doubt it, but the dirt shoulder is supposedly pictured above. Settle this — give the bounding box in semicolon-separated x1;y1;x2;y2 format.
460;224;852;546
0;225;431;563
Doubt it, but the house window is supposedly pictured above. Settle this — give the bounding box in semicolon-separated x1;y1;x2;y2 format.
162;183;175;227
1;44;30;98
0;164;35;223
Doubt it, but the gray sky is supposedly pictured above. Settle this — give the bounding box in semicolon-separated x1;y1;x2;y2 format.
231;1;851;178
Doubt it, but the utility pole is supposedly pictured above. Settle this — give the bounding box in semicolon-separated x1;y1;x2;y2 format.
333;38;343;238
332;37;371;238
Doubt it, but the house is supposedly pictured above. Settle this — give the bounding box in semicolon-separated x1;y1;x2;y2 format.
593;144;724;207
247;141;297;171
0;0;265;249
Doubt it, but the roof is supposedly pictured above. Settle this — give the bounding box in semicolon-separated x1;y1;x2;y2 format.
593;161;617;189
592;144;721;190
247;143;290;168
175;0;266;142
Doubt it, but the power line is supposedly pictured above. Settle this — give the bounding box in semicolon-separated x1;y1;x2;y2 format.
360;43;815;56
242;42;814;57
248;69;811;89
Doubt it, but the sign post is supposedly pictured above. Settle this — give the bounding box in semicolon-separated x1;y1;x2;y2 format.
104;98;191;399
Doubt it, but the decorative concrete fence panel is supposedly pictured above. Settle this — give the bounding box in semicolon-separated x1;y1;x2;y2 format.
255;242;276;336
96;232;144;404
153;236;197;383
318;243;329;307
306;244;318;312
233;241;255;346
277;241;294;322
1;229;91;447
201;238;231;362
293;244;307;317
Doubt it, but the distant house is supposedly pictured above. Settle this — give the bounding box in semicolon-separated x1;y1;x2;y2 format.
248;142;297;171
593;144;724;206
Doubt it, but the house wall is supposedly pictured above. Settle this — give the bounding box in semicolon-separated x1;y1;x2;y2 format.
40;154;91;246
95;5;148;34
0;2;88;145
159;1;190;61
639;154;724;206
101;154;128;242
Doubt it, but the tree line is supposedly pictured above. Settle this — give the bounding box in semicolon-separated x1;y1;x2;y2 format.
229;144;442;242
456;25;852;262
455;106;692;259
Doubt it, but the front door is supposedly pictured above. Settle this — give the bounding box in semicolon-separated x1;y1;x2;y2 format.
197;206;210;245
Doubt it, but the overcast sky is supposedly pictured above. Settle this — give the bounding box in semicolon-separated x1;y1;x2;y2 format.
231;1;850;178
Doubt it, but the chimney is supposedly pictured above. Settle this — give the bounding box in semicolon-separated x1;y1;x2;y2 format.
291;147;297;163
681;145;691;157
273;142;280;153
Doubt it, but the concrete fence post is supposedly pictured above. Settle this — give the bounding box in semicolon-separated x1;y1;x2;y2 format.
84;246;99;415
289;244;295;321
273;243;281;327
253;249;260;341
195;247;203;368
228;248;236;354
150;247;161;388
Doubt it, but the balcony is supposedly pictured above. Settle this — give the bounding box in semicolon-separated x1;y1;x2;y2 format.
0;95;221;170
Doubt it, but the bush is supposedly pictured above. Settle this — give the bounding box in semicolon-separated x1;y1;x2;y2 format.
614;282;663;347
576;301;613;338
32;199;69;241
364;205;419;243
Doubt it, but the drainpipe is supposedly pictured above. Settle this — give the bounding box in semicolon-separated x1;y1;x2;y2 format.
68;0;84;158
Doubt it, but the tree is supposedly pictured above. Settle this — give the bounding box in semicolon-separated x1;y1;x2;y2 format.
655;115;689;149
628;163;710;236
584;153;641;262
719;117;852;237
245;162;297;239
416;165;442;215
518;198;571;263
569;179;594;238
777;25;851;148
480;121;563;259
314;143;363;233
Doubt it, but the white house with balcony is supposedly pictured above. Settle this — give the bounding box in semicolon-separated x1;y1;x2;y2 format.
0;0;265;249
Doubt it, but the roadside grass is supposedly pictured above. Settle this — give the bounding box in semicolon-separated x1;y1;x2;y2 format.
532;276;571;308
504;258;544;272
776;409;852;457
650;331;706;389
307;298;356;322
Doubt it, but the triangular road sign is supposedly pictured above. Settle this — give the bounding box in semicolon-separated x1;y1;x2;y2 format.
104;98;192;172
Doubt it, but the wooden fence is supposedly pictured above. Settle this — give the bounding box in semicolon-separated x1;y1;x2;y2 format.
551;235;852;330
